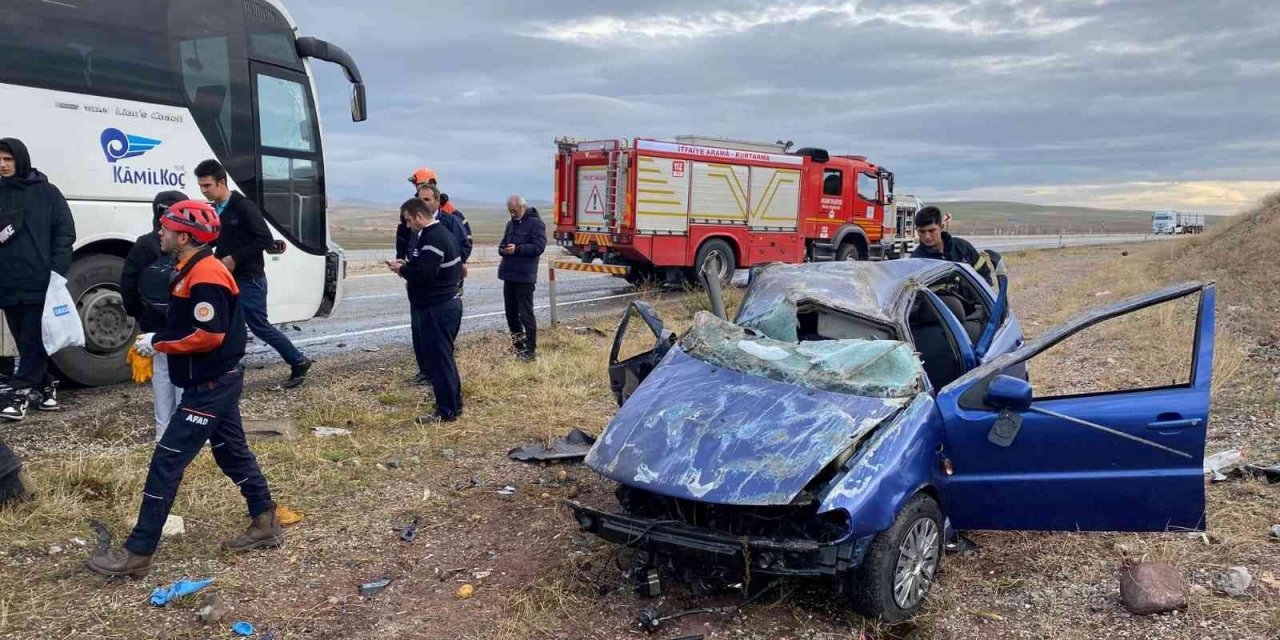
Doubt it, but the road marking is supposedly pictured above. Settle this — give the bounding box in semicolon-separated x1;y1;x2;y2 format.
259;291;644;350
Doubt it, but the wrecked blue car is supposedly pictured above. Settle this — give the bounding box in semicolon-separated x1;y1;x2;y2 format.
569;259;1214;622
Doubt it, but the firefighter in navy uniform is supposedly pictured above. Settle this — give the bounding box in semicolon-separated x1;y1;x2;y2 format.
87;201;281;577
389;194;463;423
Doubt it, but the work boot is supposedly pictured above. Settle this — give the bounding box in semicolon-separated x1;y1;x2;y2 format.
284;358;313;389
0;388;29;422
36;380;59;411
222;509;284;553
510;332;527;355
85;547;153;578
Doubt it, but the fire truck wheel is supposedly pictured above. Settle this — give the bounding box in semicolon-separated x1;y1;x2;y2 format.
836;240;868;262
693;239;735;287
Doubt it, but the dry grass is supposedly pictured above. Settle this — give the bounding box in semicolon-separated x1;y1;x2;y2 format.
4;212;1280;638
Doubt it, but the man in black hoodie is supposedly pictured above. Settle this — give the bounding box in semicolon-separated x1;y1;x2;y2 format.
0;138;76;421
121;191;188;439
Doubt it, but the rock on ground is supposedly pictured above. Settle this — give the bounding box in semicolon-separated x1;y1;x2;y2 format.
1216;566;1252;597
1119;562;1187;615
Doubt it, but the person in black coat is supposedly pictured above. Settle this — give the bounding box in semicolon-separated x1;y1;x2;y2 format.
911;206;1002;285
0;137;76;421
194;159;312;388
498;195;547;361
121;190;188;438
389;193;463;422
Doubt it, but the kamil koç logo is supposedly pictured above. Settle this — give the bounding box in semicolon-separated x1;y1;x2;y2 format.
100;128;185;188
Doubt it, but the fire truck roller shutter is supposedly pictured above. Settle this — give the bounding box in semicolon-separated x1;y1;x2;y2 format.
576;165;608;231
635;155;691;234
747;166;800;231
689;162;749;225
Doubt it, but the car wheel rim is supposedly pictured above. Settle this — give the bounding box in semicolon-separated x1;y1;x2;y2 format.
892;517;939;610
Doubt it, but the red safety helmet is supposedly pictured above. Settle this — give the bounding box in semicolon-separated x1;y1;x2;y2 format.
160;200;220;244
408;167;438;186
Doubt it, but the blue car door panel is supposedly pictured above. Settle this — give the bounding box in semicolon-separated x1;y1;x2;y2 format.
936;282;1214;532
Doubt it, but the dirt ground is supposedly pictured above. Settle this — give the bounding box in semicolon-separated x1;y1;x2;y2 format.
1;238;1278;639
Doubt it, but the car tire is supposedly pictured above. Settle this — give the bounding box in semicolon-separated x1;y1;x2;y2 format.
847;492;943;623
51;253;134;387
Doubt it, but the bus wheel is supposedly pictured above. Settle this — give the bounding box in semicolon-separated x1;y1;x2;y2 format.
51;254;134;386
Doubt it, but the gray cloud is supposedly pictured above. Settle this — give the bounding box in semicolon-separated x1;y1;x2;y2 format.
295;0;1280;212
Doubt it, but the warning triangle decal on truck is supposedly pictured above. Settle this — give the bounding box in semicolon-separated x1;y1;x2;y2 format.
585;185;605;215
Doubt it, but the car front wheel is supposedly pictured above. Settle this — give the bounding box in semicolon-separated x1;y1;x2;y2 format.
847;492;943;623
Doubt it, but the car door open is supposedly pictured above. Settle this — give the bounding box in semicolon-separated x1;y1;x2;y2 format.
935;282;1215;532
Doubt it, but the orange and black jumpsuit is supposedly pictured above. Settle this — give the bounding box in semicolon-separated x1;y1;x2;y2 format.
124;249;275;556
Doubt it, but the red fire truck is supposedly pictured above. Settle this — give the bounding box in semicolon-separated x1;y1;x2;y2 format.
552;135;911;284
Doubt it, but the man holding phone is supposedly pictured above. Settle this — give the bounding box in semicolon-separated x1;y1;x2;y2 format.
498;195;546;362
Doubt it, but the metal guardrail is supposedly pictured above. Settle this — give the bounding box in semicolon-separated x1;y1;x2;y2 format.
547;260;630;326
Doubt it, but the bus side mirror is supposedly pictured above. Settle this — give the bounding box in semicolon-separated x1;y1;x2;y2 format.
351;83;367;122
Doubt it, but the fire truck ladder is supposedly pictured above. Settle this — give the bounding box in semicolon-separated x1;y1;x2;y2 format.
604;147;628;230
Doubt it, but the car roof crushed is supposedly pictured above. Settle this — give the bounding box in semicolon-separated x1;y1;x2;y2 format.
681;311;925;398
736;259;947;339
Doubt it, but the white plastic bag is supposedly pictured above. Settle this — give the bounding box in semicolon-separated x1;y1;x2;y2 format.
42;272;85;354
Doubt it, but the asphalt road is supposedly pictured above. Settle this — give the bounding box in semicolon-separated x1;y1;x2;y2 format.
245;233;1166;362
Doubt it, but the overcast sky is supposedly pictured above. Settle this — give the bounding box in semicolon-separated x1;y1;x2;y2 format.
295;0;1280;213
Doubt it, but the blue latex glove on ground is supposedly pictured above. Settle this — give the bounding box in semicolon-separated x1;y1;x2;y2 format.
149;578;215;606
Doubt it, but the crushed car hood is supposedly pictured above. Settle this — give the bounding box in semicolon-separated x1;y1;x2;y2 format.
586;349;910;506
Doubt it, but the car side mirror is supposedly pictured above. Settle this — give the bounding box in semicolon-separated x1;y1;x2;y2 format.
984;374;1031;411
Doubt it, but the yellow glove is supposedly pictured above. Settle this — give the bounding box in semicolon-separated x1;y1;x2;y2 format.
126;346;153;384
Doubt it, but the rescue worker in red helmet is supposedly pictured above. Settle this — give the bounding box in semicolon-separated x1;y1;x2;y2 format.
86;200;281;577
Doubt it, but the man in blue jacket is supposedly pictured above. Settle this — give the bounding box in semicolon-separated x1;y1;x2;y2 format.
498;195;546;362
0;138;76;421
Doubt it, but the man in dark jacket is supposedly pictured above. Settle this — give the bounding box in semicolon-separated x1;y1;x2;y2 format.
389;193;463;422
87;200;280;577
194;159;312;388
498;195;547;361
910;206;1001;285
402;178;469;386
121;190;188;439
0;138;76;421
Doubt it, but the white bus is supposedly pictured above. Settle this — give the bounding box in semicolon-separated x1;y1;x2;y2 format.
0;0;366;385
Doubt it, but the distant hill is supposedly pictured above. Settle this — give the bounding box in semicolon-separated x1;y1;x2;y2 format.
929;201;1224;235
329;198;1224;249
329;199;550;249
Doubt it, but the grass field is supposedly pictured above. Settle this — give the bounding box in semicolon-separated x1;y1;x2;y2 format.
330;204;529;250
3;196;1279;637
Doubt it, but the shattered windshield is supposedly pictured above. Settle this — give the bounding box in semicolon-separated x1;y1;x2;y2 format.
680;312;925;398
